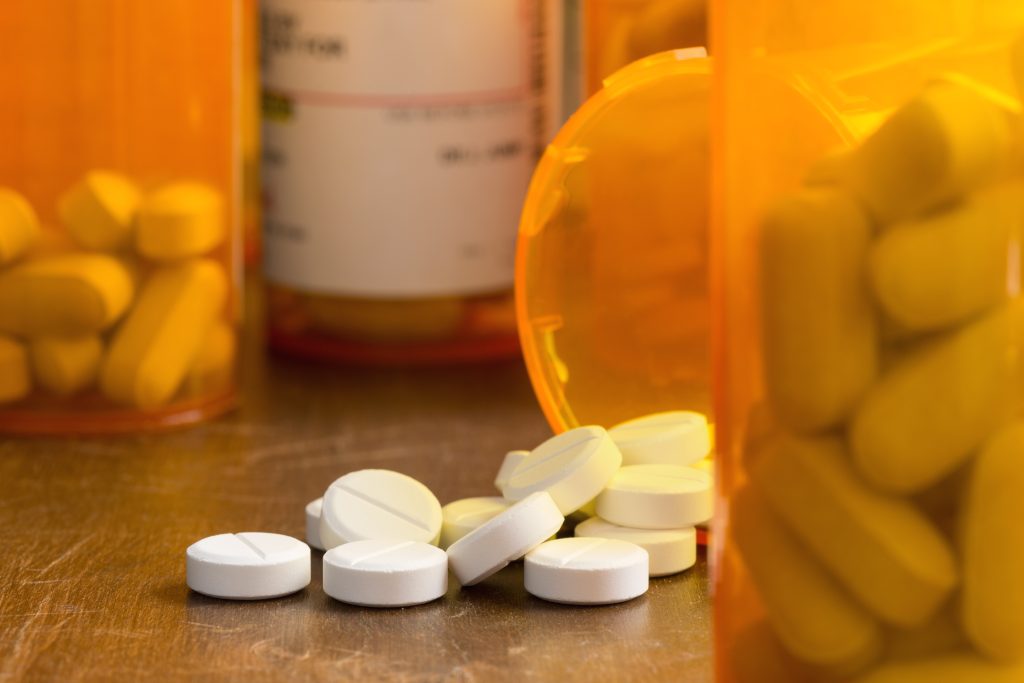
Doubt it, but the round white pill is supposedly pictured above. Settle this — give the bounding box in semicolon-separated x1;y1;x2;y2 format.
447;491;564;586
503;426;622;515
494;449;529;493
440;496;510;549
608;411;712;467
596;464;712;529
305;497;324;551
575;517;697;577
323;539;448;607
186;532;311;600
320;469;442;549
524;537;649;605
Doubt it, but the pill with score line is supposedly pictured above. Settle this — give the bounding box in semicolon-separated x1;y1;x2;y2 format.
319;469;442;549
186;532;311;600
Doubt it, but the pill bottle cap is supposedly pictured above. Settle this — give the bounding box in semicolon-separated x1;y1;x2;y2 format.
516;49;712;433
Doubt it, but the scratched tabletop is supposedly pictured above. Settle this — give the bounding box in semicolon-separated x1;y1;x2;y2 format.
0;300;712;682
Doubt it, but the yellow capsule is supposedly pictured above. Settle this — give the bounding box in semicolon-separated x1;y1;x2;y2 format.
0;188;39;265
868;184;1021;332
1013;32;1024;99
851;300;1023;494
731;485;883;674
101;259;227;408
845;77;1019;225
0;253;134;336
760;188;878;432
750;435;957;627
852;654;1024;683
136;182;225;261
29;335;103;397
185;320;236;395
58;171;141;251
0;335;30;404
962;421;1024;662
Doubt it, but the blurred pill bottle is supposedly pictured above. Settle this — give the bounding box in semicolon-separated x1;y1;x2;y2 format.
243;0;263;266
584;0;706;93
516;47;712;442
262;0;568;364
711;1;1024;681
0;1;243;434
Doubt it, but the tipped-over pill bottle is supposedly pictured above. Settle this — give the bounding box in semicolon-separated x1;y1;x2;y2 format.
584;0;706;93
0;1;242;434
711;2;1024;681
517;48;711;435
261;1;566;364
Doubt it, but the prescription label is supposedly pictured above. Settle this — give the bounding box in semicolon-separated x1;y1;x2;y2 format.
262;0;549;297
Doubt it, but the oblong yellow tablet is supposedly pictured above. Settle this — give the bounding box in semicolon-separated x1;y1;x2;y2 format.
0;253;134;336
136;182;225;261
732;485;883;674
0;335;30;404
852;653;1024;683
851;300;1023;493
29;335;103;397
0;187;39;265
58;171;141;251
846;77;1019;224
760;188;878;433
868;185;1020;332
750;435;957;628
185;320;236;395
962;421;1024;662
101;259;227;408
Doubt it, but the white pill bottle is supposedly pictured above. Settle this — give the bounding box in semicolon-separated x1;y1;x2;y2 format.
261;0;573;364
712;1;1024;682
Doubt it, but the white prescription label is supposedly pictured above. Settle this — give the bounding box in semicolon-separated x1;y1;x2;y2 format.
262;0;546;297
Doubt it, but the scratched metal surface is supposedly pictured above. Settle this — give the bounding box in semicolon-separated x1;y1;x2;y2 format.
0;297;712;682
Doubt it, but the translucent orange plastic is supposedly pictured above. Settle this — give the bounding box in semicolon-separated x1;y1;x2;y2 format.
0;1;241;433
711;2;1024;681
516;51;711;434
584;0;706;93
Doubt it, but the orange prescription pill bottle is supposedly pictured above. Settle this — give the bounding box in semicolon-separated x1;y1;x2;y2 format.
0;1;242;434
711;1;1024;681
516;49;712;448
261;1;566;364
584;0;706;93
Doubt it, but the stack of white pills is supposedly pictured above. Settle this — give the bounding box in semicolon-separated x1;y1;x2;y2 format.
185;411;713;608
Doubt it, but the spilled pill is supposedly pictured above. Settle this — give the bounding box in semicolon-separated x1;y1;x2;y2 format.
305;497;324;552
607;411;711;467
524;537;649;605
575;517;696;577
323;539;448;608
494;450;528;493
503;426;622;515
447;491;564;586
320;469;442;549
440;497;510;549
186;532;311;600
596;464;712;529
